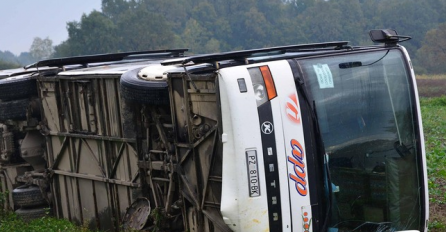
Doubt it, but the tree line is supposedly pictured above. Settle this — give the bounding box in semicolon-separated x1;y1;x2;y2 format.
0;37;53;69
0;51;33;69
2;0;446;73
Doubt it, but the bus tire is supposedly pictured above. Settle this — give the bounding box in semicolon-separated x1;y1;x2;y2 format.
0;75;37;100
120;68;169;105
15;207;49;222
12;185;47;208
0;98;30;121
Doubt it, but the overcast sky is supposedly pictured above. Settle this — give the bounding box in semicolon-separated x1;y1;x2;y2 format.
0;0;101;55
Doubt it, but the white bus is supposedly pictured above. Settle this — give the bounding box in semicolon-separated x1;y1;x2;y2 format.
0;29;427;232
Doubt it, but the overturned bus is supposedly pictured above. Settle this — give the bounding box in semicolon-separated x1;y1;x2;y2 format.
0;29;428;232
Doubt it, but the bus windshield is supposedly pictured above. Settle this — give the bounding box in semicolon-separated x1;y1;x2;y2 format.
299;49;424;231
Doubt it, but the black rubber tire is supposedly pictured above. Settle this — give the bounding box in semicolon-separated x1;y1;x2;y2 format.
0;98;30;121
12;185;47;208
15;207;49;222
120;67;169;105
0;75;37;101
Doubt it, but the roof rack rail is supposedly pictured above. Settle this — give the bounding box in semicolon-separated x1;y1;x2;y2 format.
161;41;348;66
25;49;188;69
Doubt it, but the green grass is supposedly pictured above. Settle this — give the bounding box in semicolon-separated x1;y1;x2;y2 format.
420;96;446;230
0;212;87;232
0;195;93;232
421;97;446;182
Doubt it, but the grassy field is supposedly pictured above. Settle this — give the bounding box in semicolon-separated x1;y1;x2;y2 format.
0;211;91;232
421;97;446;230
417;74;446;230
418;75;446;231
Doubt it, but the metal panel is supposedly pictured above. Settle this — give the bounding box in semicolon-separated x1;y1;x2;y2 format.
94;181;113;230
39;76;124;137
166;73;226;231
47;132;140;230
39;81;61;132
78;179;96;225
104;79;122;137
39;75;141;231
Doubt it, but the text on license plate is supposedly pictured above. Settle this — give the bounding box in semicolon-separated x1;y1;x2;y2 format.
246;150;260;197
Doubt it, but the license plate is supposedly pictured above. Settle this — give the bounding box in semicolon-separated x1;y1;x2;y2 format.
246;150;261;197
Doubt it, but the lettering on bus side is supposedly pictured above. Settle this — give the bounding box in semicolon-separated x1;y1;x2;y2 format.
287;139;308;196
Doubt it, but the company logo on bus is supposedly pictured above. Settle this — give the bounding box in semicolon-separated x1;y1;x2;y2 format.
287;139;307;196
261;121;274;134
286;94;301;124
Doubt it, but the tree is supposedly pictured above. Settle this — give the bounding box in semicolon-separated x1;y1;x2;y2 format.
0;50;19;64
0;60;21;70
189;2;231;51
282;0;314;14
416;23;446;74
298;1;344;43
333;0;367;45
375;0;438;56
101;0;133;22
54;11;117;57
50;0;446;63
181;19;215;54
17;52;36;65
0;50;31;66
240;7;272;48
115;8;175;51
30;37;54;60
139;0;190;31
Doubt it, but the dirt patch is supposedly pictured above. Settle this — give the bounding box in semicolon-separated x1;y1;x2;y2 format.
416;79;446;98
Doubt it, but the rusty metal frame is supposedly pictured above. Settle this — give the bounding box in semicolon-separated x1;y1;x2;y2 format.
39;73;141;231
162;72;230;232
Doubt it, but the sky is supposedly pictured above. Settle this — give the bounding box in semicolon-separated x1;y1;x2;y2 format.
0;0;102;55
